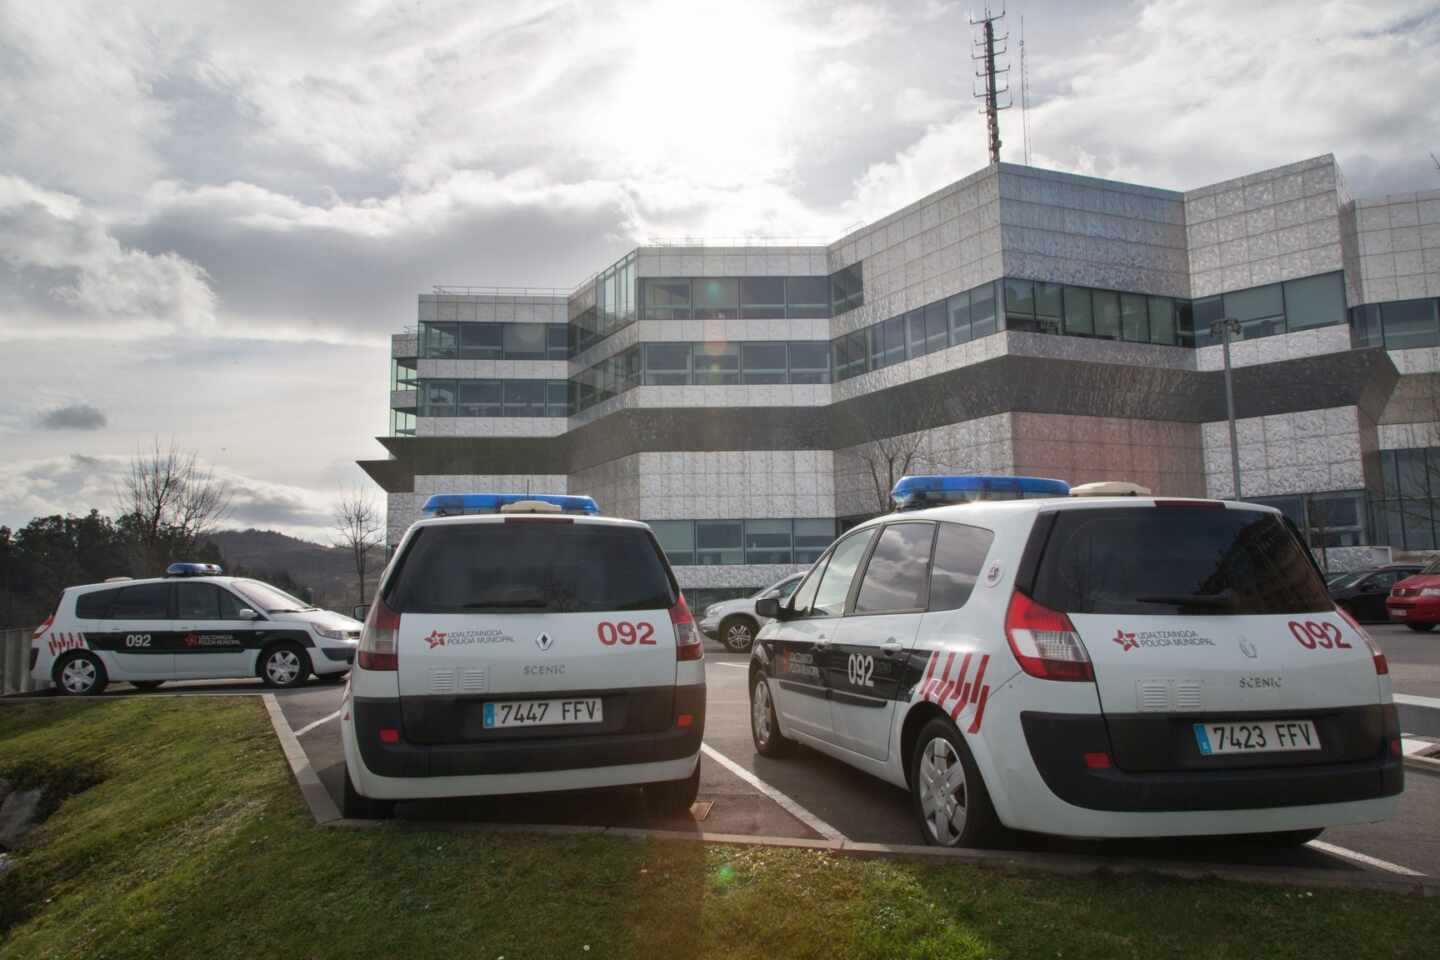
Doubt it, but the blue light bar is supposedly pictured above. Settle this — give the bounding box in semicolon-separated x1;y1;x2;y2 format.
165;562;223;577
890;475;1071;511
421;493;601;517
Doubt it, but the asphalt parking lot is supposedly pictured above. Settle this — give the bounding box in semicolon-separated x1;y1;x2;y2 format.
67;623;1440;879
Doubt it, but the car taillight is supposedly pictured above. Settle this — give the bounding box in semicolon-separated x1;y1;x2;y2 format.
1336;606;1387;675
1004;591;1094;682
31;612;55;643
671;595;703;662
358;596;400;671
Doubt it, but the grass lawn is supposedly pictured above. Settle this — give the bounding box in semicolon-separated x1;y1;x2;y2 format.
0;698;1434;960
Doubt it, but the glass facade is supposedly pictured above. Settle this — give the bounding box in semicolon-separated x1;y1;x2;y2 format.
649;518;837;566
639;275;836;323
418;322;569;361
417;379;571;417
1351;296;1440;350
1372;448;1440;550
830;263;864;315
1248;491;1369;549
572;340;832;413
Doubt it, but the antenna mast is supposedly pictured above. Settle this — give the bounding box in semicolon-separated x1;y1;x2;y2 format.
971;5;1011;165
1019;15;1032;165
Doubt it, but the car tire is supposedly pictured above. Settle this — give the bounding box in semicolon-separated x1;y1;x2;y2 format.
644;754;701;815
342;764;395;820
909;716;1002;848
260;642;312;689
131;681;165;691
53;651;108;697
719;616;758;653
750;671;794;757
1405;622;1436;632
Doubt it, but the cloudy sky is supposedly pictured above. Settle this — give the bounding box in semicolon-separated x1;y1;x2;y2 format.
1;0;1437;541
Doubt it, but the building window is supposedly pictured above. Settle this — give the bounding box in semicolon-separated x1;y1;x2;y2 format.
389;409;415;436
644;343;691;385
391;357;418;392
741;342;788;384
424;322;459;358
1350;304;1383;348
547;381;571;417
502;380;546;417
1192;295;1224;347
924;300;949;355
948;290;972;344
744;519;793;564
1092;290;1121;339
1148;297;1177;345
1225;283;1285;340
420;380;457;417
651;521;694;565
740;277;786;319
830;263;864;315
1063;287;1093;336
503;323;548;361
788;342;831;384
692;278;739;320
786;276;830;319
1120;293;1148;342
457;380;501;417
547;324;570;360
1283;273;1345;331
692;342;741;385
970;282;998;338
1380;298;1440;350
458;323;501;359
642;279;691;322
695;520;744;564
793;519;837;563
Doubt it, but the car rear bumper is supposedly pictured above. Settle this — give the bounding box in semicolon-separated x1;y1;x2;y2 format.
349;683;705;780
1019;710;1403;813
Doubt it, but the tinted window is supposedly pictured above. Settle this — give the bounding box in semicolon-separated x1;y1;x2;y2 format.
854;523;935;614
812;529;877;617
217;589;246;619
1031;507;1332;615
177;582;222;619
75;587;121;619
109;583;171;619
385;523;675;614
929;523;995;610
789;563;825;617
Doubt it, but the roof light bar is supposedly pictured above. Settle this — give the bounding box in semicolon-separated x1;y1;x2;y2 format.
890;475;1070;511
165;562;223;577
421;493;601;517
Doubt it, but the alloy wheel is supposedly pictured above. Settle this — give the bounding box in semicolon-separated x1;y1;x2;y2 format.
61;658;97;694
266;649;301;685
917;736;969;845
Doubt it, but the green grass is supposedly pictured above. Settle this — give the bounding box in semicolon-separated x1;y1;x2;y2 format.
0;699;1434;959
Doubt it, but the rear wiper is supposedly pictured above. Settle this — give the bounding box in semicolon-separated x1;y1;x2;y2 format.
1133;592;1235;609
461;600;550;609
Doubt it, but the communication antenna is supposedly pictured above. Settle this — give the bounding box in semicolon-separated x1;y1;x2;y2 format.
971;5;1012;165
1019;16;1033;165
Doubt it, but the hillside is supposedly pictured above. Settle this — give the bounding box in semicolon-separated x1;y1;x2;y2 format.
202;529;379;612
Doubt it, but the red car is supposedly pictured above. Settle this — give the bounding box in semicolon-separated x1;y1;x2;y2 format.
1385;558;1440;631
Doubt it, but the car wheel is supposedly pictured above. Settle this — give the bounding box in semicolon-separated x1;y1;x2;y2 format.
644;754;701;815
909;716;1002;848
342;764;394;820
260;642;312;689
1406;622;1436;632
54;651;108;697
750;671;793;757
131;681;165;691
720;616;758;653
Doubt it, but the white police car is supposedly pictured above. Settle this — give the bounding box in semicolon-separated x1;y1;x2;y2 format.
699;573;805;653
31;563;361;695
339;494;705;819
748;475;1403;847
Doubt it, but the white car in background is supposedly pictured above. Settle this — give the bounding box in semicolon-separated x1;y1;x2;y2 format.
699;573;804;653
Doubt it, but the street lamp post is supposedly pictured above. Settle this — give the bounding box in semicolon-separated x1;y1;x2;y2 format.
1211;316;1242;499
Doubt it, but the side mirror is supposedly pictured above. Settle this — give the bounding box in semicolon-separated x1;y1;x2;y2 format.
353;604;369;622
237;607;261;621
756;597;782;620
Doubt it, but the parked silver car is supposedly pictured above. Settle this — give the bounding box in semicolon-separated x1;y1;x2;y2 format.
699;573;804;652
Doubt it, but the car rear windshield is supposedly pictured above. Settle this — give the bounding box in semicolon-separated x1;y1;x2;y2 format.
1029;506;1332;616
384;521;677;614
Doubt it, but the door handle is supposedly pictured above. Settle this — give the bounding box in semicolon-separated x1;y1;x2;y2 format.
880;640;904;656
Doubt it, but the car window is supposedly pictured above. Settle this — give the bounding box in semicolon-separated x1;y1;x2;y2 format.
385;522;676;614
854;523;935;614
929;523;995;611
788;562;826;617
108;583;171;619
75;587;122;620
177;583;222;619
233;579;314;614
777;577;801;599
1031;506;1332;616
811;529;878;617
1366;572;1398;589
217;589;247;619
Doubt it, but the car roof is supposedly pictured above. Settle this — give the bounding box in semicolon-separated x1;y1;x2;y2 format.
68;575;254;594
407;513;650;531
855;495;1281;529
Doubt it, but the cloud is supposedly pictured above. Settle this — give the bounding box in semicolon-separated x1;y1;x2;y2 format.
37;403;107;431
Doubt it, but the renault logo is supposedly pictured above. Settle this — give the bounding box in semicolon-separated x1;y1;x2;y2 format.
536;632;554;652
1239;637;1258;659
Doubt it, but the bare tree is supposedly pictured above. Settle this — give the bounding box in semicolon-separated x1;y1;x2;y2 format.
117;440;233;576
845;388;953;515
333;486;384;607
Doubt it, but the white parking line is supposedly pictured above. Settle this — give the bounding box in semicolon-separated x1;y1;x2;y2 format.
700;742;846;842
710;662;747;669
292;710;341;737
1307;840;1426;877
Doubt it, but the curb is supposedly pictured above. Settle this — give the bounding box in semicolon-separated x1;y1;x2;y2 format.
1406;754;1440;774
261;693;342;824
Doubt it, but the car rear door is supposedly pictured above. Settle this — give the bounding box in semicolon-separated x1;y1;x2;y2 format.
93;582;175;680
383;517;681;745
1029;503;1385;771
827;521;934;761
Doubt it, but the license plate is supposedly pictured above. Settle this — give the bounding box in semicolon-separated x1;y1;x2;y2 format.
1194;720;1320;755
483;698;603;728
1392;608;1407;617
